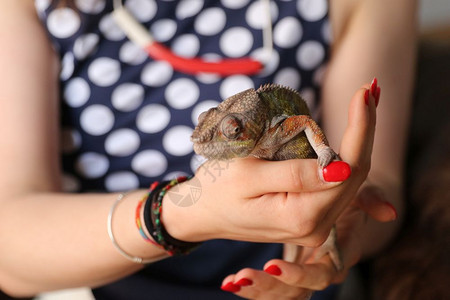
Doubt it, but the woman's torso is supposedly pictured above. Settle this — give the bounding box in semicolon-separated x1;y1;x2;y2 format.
36;0;331;298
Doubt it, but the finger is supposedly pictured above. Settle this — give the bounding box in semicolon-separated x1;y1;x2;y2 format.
339;84;377;173
233;157;351;195
220;275;241;293
262;259;337;291
357;185;397;222
230;267;304;299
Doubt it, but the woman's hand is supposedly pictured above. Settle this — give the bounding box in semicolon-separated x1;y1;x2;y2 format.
219;182;397;299
163;83;378;249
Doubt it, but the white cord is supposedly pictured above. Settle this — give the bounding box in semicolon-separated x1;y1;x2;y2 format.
112;0;273;63
261;0;274;63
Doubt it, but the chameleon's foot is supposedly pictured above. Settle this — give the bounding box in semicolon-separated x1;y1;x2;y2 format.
283;243;302;263
317;147;338;168
315;227;344;271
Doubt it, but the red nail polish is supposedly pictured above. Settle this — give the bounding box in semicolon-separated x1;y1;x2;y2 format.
221;282;241;293
370;77;378;95
264;265;282;276
384;201;398;221
323;161;351;182
364;89;370;106
375;86;381;107
235;278;253;286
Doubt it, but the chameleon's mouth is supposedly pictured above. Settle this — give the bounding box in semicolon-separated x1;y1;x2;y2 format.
190;130;211;144
192;138;254;160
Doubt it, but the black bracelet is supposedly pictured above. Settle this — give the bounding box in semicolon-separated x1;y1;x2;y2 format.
143;176;202;256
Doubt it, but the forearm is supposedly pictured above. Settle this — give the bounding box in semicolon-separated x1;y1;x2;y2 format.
324;0;418;256
0;190;167;296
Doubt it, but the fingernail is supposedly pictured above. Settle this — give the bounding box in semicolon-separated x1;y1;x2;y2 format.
322;161;351;182
375;86;381;107
370;77;378;95
384;201;398;221
264;265;282;276
364;89;370;106
221;282;241;293
235;278;253;286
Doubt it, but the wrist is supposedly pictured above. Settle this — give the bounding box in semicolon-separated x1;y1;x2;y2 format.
108;190;168;263
161;177;214;243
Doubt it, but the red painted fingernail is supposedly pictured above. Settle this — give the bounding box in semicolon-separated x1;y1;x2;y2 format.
264;265;282;276
375;86;381;107
384;201;398;221
370;77;378;95
364;89;370;106
235;278;253;286
322;161;351;182
221;282;241;293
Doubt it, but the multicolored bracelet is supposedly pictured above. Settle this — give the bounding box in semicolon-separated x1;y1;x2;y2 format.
140;176;202;256
135;182;160;247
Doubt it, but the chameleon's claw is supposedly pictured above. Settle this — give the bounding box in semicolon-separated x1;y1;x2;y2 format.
317;147;337;168
315;227;344;272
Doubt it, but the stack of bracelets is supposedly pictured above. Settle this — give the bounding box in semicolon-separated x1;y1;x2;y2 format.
108;176;202;264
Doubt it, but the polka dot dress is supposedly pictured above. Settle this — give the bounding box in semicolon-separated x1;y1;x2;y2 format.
36;0;330;193
36;0;332;298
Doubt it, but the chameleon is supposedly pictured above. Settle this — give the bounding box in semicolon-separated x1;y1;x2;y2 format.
190;83;343;270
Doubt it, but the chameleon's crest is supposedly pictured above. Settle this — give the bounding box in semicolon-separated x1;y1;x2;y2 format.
257;83;311;116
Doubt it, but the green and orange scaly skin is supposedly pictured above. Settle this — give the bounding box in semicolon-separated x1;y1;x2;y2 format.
191;84;343;270
191;84;336;166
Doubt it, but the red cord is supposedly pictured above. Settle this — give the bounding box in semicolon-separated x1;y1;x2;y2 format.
145;42;263;76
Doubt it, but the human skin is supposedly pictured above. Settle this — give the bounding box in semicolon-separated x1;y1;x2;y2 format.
0;0;416;298
218;0;417;297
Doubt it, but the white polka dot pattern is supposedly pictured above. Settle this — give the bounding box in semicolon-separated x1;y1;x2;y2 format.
74;34;99;60
125;0;157;22
195;8;227;36
105;171;139;192
76;152;110;179
132;150;168;177
75;0;106;15
88;57;121;86
162;126;194;156
105;129;140;156
172;34;200;58
80;105;115;136
246;1;278;30
119;41;148;65
220;27;253;57
297;0;328;22
165;78;200;109
36;0;330;192
141;61;173;87
136;104;171;133
111;83;145;112
176;0;204;20
151;19;177;42
99;14;126;41
64;78;90;107
273;17;302;48
47;8;80;38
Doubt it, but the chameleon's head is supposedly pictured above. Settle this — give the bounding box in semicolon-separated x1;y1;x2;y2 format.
191;88;267;159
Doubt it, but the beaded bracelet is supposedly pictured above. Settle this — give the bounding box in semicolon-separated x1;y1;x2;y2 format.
143;176;202;256
135;182;160;247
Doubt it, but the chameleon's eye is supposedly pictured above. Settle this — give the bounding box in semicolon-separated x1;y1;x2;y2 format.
220;114;243;140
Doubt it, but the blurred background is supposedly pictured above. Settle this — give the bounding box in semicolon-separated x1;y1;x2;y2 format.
420;0;450;34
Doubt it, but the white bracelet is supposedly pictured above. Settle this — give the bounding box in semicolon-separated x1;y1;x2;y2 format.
107;192;155;264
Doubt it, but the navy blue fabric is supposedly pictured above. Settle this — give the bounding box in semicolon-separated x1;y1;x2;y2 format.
36;0;334;298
